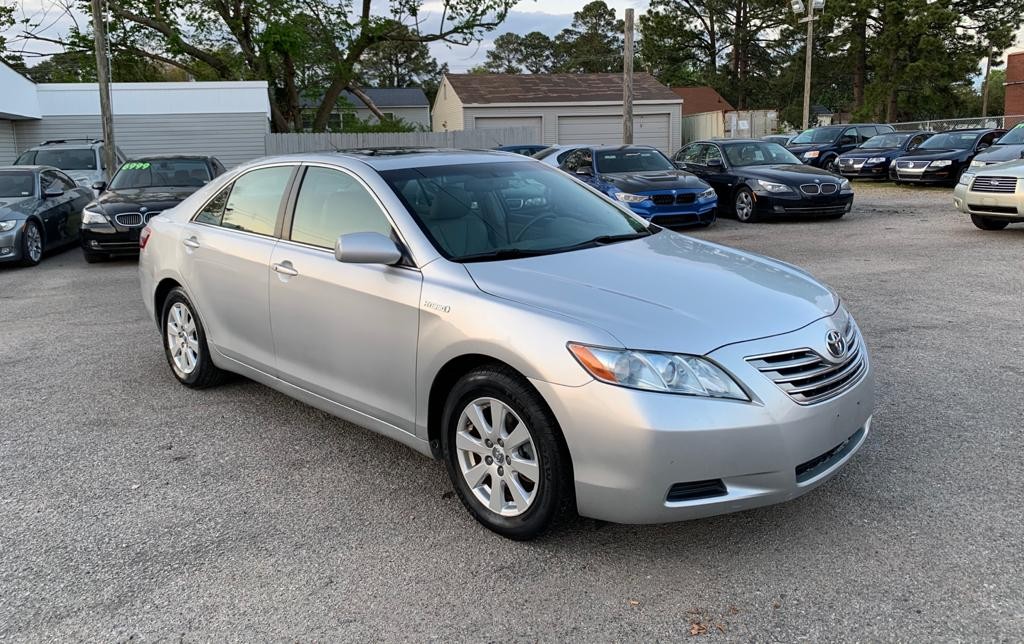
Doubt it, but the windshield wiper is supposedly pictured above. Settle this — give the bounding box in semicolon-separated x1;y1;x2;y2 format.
559;231;653;251
456;247;554;262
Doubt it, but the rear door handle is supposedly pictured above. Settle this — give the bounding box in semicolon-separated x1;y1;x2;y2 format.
183;237;200;249
272;262;298;277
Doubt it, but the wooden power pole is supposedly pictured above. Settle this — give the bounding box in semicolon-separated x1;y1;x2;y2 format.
91;0;117;180
622;8;634;145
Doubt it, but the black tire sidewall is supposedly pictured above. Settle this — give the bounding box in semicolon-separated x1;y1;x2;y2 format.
971;215;1008;231
21;220;42;266
160;288;216;387
441;367;570;540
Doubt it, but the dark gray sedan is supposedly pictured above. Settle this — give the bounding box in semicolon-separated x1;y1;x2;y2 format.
0;166;93;266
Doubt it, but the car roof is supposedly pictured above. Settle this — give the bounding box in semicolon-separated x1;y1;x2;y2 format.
126;155;214;162
28;140;103;149
254;148;529;172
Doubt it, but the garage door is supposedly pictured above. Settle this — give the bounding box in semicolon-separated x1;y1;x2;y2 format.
557;114;671;152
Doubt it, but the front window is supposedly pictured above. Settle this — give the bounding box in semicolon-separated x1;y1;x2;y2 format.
32;148;97;171
380;161;650;262
595;149;674;173
0;171;35;197
723;142;800;166
918;132;979;150
860;133;910;149
790;127;843;144
109;159;213;189
995;125;1024;146
289;167;392;248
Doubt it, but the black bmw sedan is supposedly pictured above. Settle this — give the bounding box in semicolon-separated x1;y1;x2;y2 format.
672;139;853;223
836;130;933;180
889;128;1005;185
0;166;92;266
81;155;225;262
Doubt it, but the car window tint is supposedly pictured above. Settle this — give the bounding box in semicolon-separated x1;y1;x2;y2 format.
0;171;35;197
14;151;36;165
220;166;292;236
290;167;392;249
194;185;231;226
40;171;63;194
55;172;78;190
705;145;723;164
34;148;97;171
680;145;705;164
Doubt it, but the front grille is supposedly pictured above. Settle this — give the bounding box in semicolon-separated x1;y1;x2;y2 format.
897;160;929;170
839;158;864;168
114;213;144;227
746;322;866;405
651;213;706;227
800;183;839;195
666;479;727;503
795;427;866;483
144;210;162;222
676;193;696;204
971;176;1017;193
652;194;674;205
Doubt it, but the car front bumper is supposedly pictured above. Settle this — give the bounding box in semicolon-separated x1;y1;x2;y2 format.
753;190;854;217
892;163;961;184
81;223;142;255
953;182;1024;221
837;159;890;178
0;222;26;263
624;197;718;227
533;316;874;524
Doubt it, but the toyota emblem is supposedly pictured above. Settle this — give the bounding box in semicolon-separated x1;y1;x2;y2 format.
825;330;846;359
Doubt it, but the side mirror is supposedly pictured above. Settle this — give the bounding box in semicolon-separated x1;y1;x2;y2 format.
43;187;64;199
977;143;990;152
92;180;107;192
673;161;687;169
335;231;403;265
707;158;724;169
574;166;593;176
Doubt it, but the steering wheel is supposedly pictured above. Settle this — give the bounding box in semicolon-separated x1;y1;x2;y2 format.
513;213;559;242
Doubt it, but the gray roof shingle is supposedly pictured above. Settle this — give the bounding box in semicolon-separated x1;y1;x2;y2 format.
445;73;680;104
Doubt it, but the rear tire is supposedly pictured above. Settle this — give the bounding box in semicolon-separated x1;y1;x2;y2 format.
160;287;228;388
971;215;1008;231
734;187;758;223
19;220;43;267
442;365;573;540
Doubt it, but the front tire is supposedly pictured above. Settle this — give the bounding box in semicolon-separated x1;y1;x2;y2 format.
442;365;573;540
734;187;758;223
19;220;43;267
971;215;1008;231
160;287;227;388
823;156;840;174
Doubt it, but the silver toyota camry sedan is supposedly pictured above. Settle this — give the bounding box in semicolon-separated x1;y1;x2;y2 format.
139;149;873;540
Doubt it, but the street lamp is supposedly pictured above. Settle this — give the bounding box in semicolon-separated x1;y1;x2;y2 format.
791;0;824;131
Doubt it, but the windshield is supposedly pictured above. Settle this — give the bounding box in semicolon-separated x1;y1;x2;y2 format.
723;142;801;166
860;133;911;149
595;149;674;173
109;159;211;189
30;148;97;171
919;132;979;150
0;171;35;198
380;161;650;262
995;125;1024;145
790;127;843;144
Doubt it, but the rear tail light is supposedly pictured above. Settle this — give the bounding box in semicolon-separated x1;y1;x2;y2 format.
139;226;152;250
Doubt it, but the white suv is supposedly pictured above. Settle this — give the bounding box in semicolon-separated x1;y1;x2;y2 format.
14;139;127;193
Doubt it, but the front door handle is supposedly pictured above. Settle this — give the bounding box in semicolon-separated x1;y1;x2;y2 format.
272;262;298;277
183;237;200;249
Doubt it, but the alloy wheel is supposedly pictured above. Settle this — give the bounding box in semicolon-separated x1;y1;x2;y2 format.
25;224;42;262
455;397;540;517
166;302;200;375
735;191;754;221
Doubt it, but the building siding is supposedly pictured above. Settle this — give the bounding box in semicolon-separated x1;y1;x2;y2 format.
459;103;682;153
347;105;430;129
0;119;17;164
431;78;464;132
13;112;269;168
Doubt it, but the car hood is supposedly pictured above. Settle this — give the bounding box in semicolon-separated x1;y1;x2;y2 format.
974;144;1024;163
0;196;36;218
91;186;199;214
465;231;837;355
599;170;707;192
737;164;840;182
896;149;968;161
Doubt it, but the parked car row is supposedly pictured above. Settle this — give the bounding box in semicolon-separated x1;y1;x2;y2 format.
1;144;225;266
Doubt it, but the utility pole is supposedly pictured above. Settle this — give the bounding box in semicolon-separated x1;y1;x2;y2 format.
980;49;992;118
91;0;117;180
791;0;823;131
622;8;634;145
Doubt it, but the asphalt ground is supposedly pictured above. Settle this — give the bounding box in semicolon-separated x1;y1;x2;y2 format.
1;182;1022;641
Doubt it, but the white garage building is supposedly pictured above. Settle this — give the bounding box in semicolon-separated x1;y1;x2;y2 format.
432;73;684;153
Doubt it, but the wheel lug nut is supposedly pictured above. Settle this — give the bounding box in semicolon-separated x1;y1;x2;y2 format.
485;439;493;448
497;466;504;476
497;439;504;447
485;456;493;465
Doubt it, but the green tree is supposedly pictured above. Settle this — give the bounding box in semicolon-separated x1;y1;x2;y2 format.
553;1;623;73
483;32;524;73
358;20;442;89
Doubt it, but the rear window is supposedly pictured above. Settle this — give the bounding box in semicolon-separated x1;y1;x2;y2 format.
33;148;98;171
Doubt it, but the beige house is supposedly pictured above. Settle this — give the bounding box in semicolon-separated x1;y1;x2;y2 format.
432;73;684;152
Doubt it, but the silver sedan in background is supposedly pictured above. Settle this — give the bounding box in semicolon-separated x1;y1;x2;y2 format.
139;149;874;540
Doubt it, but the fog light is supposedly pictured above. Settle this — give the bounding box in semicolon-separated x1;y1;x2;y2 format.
90;240;100;248
0;247;11;255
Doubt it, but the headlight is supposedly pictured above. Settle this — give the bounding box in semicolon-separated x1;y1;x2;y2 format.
929;160;953;168
614;192;648;203
81;208;109;224
755;179;792;193
568;343;749;400
0;220;17;232
959;172;974;186
699;187;716;200
803;150;820;159
839;179;852;192
969;159;988;168
866;157;886;164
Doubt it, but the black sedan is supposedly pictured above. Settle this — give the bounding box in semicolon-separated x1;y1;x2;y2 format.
672;139;853;223
0;166;92;267
969;122;1024;168
836;131;933;180
889;128;1005;185
81;155;225;262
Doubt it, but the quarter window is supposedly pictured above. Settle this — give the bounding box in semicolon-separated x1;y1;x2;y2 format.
290;167;392;248
221;166;293;236
194;186;230;226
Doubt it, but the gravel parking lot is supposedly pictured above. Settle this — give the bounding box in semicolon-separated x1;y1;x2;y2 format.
1;182;1021;641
